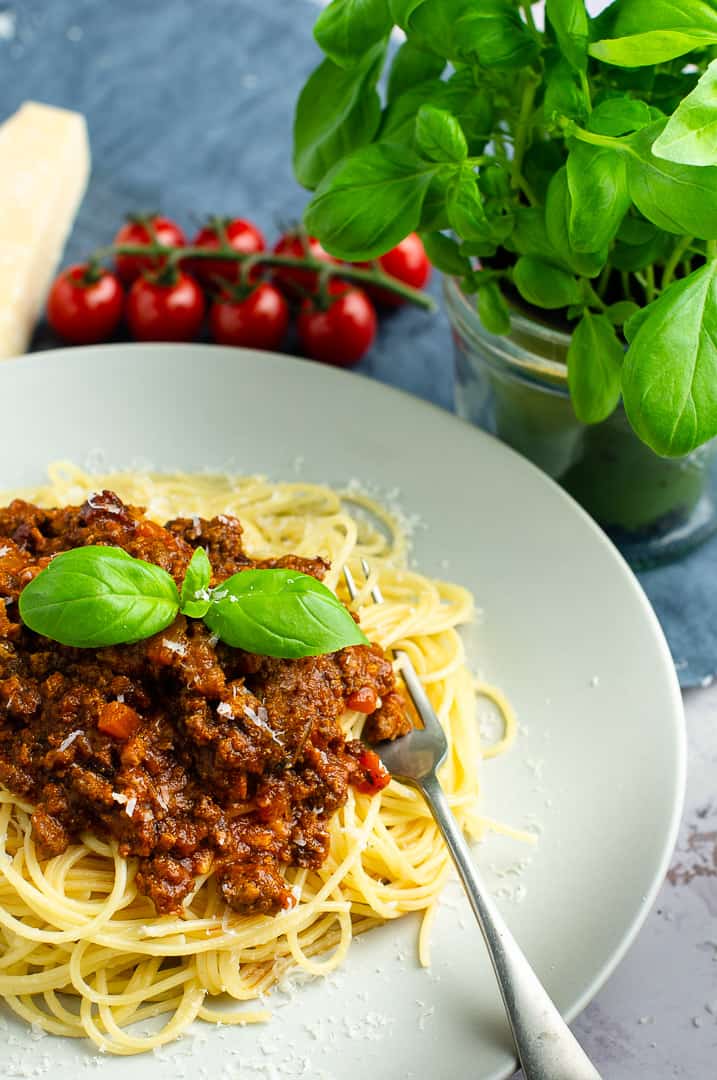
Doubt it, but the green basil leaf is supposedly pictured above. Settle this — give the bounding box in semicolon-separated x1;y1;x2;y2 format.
415;104;468;163
476;281;511;335
304;143;442;259
420;230;472;274
381;71;492;155
613;0;717;37
623;303;653;343
203;569;369;659
625;120;717;239
179;547;212;619
616;215;659;246
513;256;583;310
381;79;445;144
459;237;497;258
447;167;488;240
389;0;427;27
605;299;641;325
546;0;589;72
441;70;494;154
652;59;717;167
587;97;654;137
610;231;672;271
418;170;453;232
293;46;385;190
314;0;392;68
566;143;631;253
409;0;539;69
649;71;700;116
590;29;717;67
545;166;608;277
387;41;446;102
622;263;717;456
510;206;565;263
543;55;589;126
478;163;510;201
567;311;624;424
19;546;180;649
523;139;566;203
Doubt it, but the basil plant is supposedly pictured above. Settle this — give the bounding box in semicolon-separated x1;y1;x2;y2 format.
293;0;717;457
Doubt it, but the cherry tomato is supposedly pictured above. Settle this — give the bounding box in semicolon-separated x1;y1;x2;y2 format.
209;283;289;350
358;232;432;308
297;280;377;367
126;271;205;342
47;264;124;344
353;748;391;795
114;215;186;284
272;232;334;295
346;687;379;714
189;218;265;285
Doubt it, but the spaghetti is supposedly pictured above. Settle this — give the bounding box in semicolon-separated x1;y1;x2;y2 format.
0;463;518;1054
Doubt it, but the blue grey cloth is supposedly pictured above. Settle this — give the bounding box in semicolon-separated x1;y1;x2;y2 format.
3;0;712;686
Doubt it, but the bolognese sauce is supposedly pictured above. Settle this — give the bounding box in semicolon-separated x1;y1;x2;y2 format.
0;492;410;917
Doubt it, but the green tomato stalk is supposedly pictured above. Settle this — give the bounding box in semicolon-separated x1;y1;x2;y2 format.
92;239;436;311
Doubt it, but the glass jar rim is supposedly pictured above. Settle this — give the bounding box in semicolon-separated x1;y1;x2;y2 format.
443;273;571;383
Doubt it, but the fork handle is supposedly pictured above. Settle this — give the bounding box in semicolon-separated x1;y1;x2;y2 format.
420;772;602;1080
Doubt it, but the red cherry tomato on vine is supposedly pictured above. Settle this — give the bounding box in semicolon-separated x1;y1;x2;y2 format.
126;271;205;342
358;232;432;308
188;218;265;285
114;215;186;284
209;283;289;351
297;280;377;367
47;264;124;344
272;233;335;295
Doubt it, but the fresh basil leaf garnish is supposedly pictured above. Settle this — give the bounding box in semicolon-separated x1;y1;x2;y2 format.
179;547;212;619
203;568;369;658
19;546;180;648
20;548;370;659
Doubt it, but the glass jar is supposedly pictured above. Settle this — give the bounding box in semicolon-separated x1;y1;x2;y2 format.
445;275;717;568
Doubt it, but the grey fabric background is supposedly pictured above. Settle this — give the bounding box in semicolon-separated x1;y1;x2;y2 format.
2;0;712;686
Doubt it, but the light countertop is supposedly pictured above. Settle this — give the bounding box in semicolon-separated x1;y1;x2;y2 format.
518;684;716;1078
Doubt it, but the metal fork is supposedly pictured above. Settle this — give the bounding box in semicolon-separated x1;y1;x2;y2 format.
343;559;601;1080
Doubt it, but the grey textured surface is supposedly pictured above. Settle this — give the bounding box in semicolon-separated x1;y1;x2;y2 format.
0;2;713;1074
562;685;717;1080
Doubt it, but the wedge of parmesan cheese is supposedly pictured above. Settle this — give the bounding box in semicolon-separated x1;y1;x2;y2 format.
0;101;90;359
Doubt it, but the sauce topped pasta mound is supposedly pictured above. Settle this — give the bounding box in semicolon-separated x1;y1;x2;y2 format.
0;490;409;917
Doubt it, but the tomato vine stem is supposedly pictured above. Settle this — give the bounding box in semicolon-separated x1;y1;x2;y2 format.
90;243;436;311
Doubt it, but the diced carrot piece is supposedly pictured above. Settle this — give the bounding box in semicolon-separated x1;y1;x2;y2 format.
97;701;140;741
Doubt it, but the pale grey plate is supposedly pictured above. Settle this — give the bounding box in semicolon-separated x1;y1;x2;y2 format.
0;344;685;1079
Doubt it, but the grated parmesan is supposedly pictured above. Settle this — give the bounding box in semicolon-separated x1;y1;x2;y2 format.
58;729;82;752
243;704;282;745
87;491;121;514
162;639;188;657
